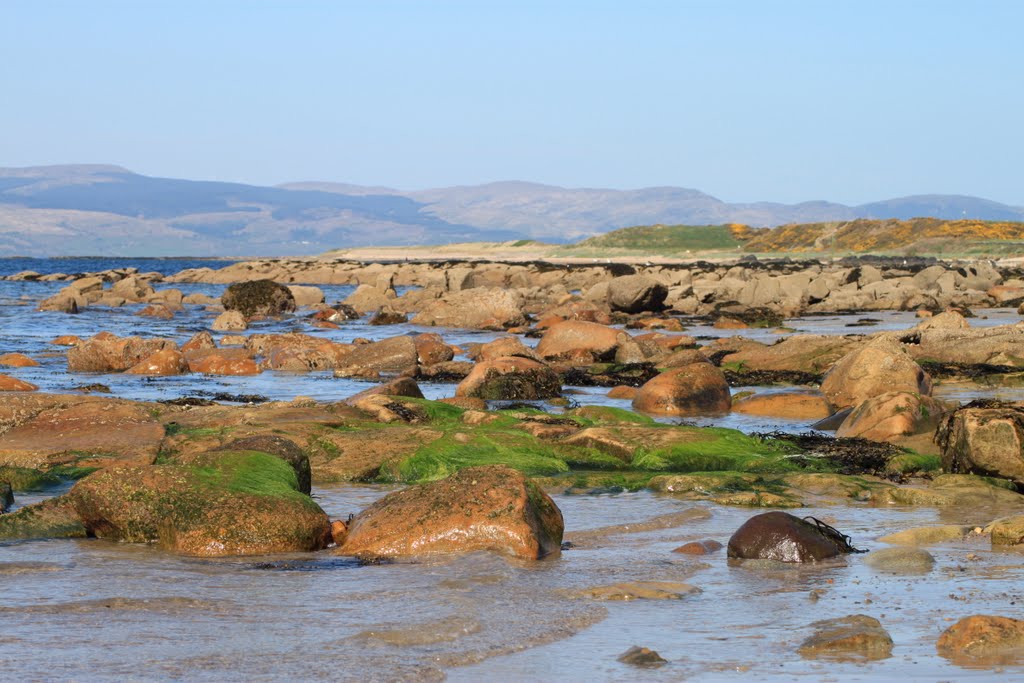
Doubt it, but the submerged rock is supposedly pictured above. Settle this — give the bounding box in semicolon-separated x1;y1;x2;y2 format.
727;511;860;563
937;615;1024;665
339;465;564;560
732;391;831;420
575;581;700;601
617;646;668;667
799;615;893;661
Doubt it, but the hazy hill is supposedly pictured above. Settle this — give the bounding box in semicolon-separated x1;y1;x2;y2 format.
1;165;1023;256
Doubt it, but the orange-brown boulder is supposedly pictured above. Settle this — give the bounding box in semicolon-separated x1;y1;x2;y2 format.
125;348;190;376
0;353;40;368
49;335;82;346
673;540;723;555
414;333;455;366
821;339;931;410
607;385;638;400
343;377;425;404
632;363;730;416
136;303;174;320
937;615;1024;665
181;331;216;353
835;391;947;443
187;349;260;376
535;321;627;362
733;392;832;420
339;465;564;560
455;356;562;400
67;334;177;373
471;336;542;362
0;374;37;392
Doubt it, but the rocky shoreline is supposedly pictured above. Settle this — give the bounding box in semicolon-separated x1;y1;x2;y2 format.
4;255;1024;670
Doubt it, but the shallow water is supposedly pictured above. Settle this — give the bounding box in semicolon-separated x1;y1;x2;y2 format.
3;259;1024;680
3;489;1022;681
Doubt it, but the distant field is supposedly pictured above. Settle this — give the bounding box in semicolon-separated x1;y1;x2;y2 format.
567;224;744;253
326;218;1024;262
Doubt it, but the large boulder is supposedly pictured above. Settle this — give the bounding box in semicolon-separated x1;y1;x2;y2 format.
534;321;628;362
455;357;561;400
67;333;176;373
339;465;563;560
820;339;931;411
632;363;730;416
607;275;668;313
411;289;526;330
939;404;1024;485
727;511;858;563
221;279;296;319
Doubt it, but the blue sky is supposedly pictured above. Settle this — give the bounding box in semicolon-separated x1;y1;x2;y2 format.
2;1;1021;204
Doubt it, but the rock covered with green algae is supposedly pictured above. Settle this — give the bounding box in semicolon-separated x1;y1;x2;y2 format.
1;446;331;556
339;465;564;560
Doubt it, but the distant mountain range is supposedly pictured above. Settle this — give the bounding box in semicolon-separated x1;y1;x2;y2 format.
1;165;1022;256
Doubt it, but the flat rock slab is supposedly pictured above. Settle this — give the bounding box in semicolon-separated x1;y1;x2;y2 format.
0;399;164;469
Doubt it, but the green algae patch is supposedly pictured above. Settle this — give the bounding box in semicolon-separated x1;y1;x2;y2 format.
394;429;570;483
538;470;662;493
0;497;87;541
567;406;656;425
632;427;802;473
885;453;941;476
0;466;62;492
191;450;305;501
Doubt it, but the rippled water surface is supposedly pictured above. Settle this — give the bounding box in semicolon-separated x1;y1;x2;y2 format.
2;259;1024;681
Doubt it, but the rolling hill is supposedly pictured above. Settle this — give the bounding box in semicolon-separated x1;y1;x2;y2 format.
1;165;1023;256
